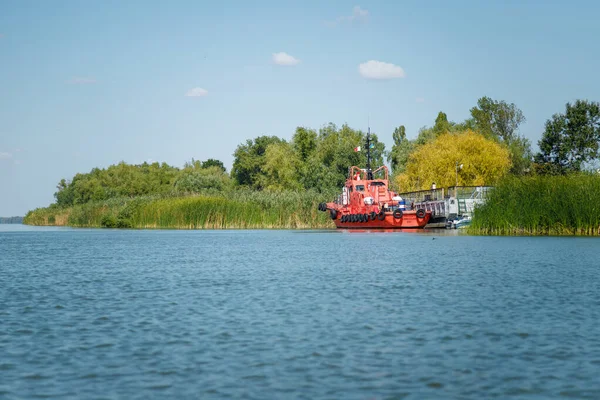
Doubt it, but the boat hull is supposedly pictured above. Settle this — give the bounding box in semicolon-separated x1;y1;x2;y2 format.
332;211;430;229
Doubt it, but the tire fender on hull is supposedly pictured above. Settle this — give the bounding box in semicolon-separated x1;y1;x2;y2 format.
393;209;403;219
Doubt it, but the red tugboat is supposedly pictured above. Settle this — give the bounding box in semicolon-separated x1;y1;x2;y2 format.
318;128;431;229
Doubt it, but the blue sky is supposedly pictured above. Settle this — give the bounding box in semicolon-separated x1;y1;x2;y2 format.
1;0;600;216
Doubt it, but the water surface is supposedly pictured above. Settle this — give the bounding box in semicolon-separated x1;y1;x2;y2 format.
1;226;599;399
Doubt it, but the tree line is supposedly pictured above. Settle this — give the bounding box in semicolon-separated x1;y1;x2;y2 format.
52;97;600;207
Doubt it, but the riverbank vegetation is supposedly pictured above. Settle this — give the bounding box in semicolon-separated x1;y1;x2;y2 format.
24;96;600;233
469;173;600;236
25;189;337;229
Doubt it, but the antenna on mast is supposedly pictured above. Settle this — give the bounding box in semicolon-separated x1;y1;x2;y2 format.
366;119;373;180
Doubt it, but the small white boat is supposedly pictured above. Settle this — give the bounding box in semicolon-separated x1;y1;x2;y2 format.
446;214;472;229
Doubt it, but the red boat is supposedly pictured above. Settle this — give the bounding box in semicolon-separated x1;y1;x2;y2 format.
318;129;431;229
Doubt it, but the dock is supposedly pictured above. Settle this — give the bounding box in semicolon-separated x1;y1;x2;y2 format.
396;186;493;228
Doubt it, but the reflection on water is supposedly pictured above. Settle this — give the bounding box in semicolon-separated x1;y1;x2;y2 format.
1;227;599;399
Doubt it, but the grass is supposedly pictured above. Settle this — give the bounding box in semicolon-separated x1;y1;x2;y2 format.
23;189;336;229
469;173;600;236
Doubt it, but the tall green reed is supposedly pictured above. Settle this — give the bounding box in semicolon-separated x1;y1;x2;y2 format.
469;173;600;236
24;189;336;229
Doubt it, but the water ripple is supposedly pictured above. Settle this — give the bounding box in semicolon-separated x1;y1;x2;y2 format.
1;228;600;399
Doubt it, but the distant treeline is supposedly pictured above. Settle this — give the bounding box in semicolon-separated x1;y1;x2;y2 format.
0;216;23;224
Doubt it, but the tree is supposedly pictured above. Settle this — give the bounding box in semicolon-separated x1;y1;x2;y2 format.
202;158;226;172
433;112;451;136
415;126;436;146
470;96;530;174
394;130;511;191
54;178;74;206
392;125;406;146
263;142;302;191
388;125;413;174
174;166;231;193
470;96;525;142
231;135;285;189
536;99;600;173
292;127;317;162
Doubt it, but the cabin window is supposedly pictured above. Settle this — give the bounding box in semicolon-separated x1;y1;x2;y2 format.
355;185;365;192
370;181;385;186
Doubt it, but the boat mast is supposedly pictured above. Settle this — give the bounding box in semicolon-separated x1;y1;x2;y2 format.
366;126;373;180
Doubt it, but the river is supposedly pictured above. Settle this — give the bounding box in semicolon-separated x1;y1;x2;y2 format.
1;225;599;399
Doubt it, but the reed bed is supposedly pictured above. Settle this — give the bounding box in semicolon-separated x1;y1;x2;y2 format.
24;189;336;229
469;173;600;236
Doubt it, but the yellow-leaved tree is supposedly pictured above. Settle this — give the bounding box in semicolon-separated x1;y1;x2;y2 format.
394;129;511;191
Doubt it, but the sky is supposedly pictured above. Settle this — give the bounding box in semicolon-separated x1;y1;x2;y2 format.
1;0;600;216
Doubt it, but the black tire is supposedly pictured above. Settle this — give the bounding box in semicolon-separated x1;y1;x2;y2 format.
377;210;386;221
357;214;363;222
416;209;426;219
341;215;346;223
363;213;369;222
393;209;403;219
330;209;337;220
370;211;376;221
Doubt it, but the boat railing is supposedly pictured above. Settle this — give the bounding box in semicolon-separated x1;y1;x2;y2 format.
447;186;494;200
347;165;389;181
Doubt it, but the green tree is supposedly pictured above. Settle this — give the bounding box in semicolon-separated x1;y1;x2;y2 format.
231;135;285;189
388;125;413;174
51;161;180;206
470;96;531;175
536;99;600;174
292;127;317;162
470;96;525;142
433;111;451;136
202;158;226;172
174;166;232;193
54;178;74;206
263;142;302;191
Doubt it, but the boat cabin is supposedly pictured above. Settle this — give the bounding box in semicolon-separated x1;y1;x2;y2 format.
341;165;403;212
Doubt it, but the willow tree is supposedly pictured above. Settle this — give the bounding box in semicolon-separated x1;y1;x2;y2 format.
394;130;511;192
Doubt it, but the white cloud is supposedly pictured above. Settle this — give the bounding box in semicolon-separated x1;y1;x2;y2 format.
185;87;208;97
0;152;12;160
327;6;369;26
358;60;405;79
416;97;425;103
350;6;369;19
68;77;96;84
272;52;300;66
